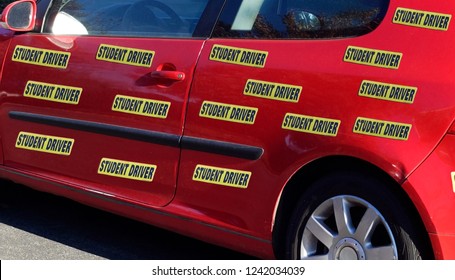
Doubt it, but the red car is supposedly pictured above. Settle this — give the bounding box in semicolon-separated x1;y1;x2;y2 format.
0;0;454;260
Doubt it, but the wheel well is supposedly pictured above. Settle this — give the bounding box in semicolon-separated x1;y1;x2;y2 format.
272;156;434;259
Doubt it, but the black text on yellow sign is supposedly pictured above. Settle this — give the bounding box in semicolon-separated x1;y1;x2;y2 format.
359;80;418;104
98;158;157;182
344;46;403;70
199;101;258;125
282;113;341;137
244;79;302;103
96;44;155;67
16;132;74;156
112;95;170;119
193;164;251;189
393;8;451;31
353;117;412;141
24;81;82;105
209;44;268;68
12;45;70;69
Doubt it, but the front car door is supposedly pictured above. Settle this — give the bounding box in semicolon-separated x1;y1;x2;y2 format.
0;0;217;207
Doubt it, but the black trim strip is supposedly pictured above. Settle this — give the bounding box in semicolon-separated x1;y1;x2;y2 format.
9;111;180;147
182;136;263;160
9;111;263;160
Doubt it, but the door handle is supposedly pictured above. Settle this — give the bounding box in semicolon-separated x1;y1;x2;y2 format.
150;70;185;81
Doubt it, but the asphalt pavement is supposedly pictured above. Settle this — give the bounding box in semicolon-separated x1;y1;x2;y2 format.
0;179;255;260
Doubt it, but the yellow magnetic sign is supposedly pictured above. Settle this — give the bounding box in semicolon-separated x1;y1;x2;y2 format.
393;8;451;31
16;132;74;155
209;44;268;68
12;45;71;69
193;164;251;189
98;158;157;182
344;46;402;70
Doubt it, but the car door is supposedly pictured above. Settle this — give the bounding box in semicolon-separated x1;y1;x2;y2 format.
0;0;217;207
176;0;424;238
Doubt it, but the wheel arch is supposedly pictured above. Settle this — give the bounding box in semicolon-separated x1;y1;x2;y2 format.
271;155;433;259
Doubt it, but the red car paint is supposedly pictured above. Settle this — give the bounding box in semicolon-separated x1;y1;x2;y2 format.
0;0;454;259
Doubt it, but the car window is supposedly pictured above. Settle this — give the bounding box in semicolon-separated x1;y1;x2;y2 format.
43;0;210;38
213;0;390;39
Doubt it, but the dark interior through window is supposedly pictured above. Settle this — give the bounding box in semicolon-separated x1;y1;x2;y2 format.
213;0;390;39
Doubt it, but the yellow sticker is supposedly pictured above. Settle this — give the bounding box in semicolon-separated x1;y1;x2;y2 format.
112;95;170;119
96;44;155;67
282;113;340;137
393;8;451;31
359;80;418;104
16;132;74;156
209;44;268;68
451;172;455;193
353;117;412;141
98;158;157;182
12;45;70;69
344;46;402;70
199;101;258;125
193;164;251;189
244;79;302;103
24;81;82;105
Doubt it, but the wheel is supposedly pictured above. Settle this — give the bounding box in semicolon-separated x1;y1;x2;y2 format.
286;172;428;260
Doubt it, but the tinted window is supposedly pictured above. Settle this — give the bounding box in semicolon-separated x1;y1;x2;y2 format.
214;0;389;39
43;0;210;37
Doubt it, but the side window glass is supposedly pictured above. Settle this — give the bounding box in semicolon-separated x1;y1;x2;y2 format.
213;0;390;39
43;0;210;38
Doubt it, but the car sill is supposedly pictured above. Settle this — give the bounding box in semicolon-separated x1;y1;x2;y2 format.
0;165;271;245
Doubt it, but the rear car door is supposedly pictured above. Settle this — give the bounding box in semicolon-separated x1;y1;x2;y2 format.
0;0;216;206
177;0;446;239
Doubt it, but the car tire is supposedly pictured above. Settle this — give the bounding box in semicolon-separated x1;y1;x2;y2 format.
285;172;428;260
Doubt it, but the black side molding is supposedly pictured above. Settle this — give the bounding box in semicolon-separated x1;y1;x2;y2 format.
9;111;263;160
9;111;180;147
182;136;263;160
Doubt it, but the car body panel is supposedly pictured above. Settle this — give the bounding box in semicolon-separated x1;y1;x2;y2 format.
0;34;205;207
429;233;455;260
406;134;455;235
0;0;454;259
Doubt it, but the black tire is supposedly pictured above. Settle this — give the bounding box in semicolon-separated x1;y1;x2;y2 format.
285;172;429;260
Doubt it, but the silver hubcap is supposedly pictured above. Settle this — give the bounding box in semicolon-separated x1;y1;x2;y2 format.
300;195;398;260
333;238;365;260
